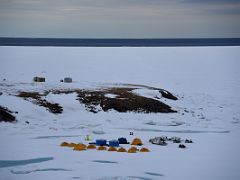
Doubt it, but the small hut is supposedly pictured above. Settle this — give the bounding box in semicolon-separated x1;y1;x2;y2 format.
64;77;72;83
33;76;45;82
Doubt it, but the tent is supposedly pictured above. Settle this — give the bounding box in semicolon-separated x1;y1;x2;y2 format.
118;137;129;144
97;146;107;151
128;146;138;153
117;147;127;152
109;140;119;147
140;147;150;152
69;143;77;147
131;138;143;146
96;139;107;146
73;143;86;151
87;144;96;149
60;142;69;147
108;147;117;151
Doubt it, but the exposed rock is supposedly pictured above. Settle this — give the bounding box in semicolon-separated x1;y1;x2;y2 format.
17;85;178;114
18;92;63;114
159;90;178;100
77;88;176;113
0;106;16;122
179;144;186;148
185;139;193;143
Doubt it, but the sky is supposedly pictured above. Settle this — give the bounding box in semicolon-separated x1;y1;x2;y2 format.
0;0;240;38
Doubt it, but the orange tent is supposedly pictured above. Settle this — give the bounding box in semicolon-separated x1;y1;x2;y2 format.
140;147;150;152
69;143;77;147
128;146;138;153
87;144;96;149
60;142;69;147
108;147;117;151
131;138;143;146
73;143;86;151
97;146;107;151
117;147;127;152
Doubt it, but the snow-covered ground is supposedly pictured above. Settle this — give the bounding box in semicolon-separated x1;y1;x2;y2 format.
0;46;240;180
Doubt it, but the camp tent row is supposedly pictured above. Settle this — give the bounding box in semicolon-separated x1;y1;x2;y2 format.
60;142;150;153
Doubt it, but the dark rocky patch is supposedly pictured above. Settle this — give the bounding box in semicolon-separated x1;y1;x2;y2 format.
159;90;178;100
17;86;177;114
18;91;63;114
0;106;16;122
76;88;176;113
179;144;186;148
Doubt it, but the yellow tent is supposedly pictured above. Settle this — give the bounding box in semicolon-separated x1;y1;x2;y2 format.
128;146;138;153
131;138;143;146
73;143;86;151
87;144;96;149
117;147;127;152
97;146;107;151
69;143;77;147
108;146;117;151
60;142;69;147
140;147;150;152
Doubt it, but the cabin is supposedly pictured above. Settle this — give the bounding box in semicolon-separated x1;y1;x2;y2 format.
64;77;72;83
33;76;45;82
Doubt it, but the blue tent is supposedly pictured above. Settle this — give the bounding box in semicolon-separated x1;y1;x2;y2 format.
109;140;119;147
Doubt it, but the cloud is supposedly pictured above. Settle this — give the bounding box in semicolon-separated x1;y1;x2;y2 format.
181;0;240;4
0;0;239;38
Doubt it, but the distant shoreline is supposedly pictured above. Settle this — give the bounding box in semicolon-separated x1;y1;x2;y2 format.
0;37;240;47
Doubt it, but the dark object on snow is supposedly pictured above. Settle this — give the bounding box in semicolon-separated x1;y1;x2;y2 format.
109;140;119;147
159;90;178;100
0;92;2;96
118;137;129;144
64;77;72;83
179;144;186;148
185;139;193;143
89;142;96;145
17;91;63;114
33;76;45;82
171;137;181;143
130;132;133;136
77;87;177;113
25;121;29;124
0;106;16;122
3;78;6;81
159;136;168;141
149;137;168;146
96;139;107;146
60;79;63;82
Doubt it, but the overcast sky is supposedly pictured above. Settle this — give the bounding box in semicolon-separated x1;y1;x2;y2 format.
0;0;240;38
